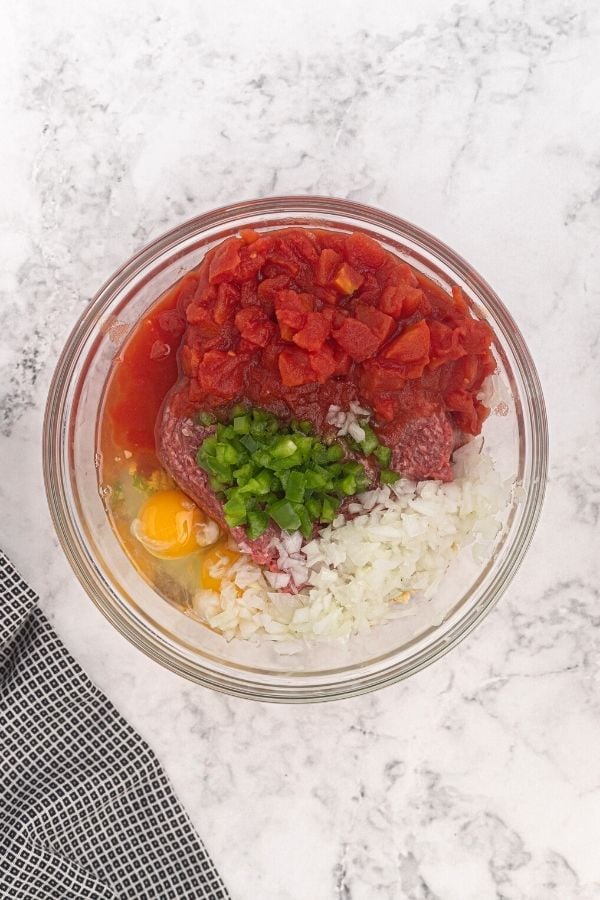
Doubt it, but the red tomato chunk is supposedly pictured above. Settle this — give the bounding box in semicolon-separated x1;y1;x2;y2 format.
105;227;497;483
175;229;496;470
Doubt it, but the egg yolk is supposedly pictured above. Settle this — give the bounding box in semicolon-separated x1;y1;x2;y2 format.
133;489;205;559
201;542;241;592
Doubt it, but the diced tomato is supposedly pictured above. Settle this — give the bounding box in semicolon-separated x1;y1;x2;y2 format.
372;394;396;422
460;318;493;354
309;343;337;382
197;351;248;398
184;313;226;352
292;312;330;351
428;320;466;369
344;231;386;269
214;283;240;325
327;307;349;330
355;303;394;344
445;390;488;435
314;286;339;305
316;248;342;286
360;360;406;394
234;307;274;348
235;308;263;331
333;262;364;295
401;288;425;317
260;338;286;373
274;290;314;332
258;275;290;303
357;273;380;305
275;308;304;332
208;237;243;284
278;347;316;387
104;227;498;488
452;284;469;313
248;236;274;256
313;229;347;255
384;320;431;364
186;302;210;326
378;283;425;319
444;354;480;395
247;321;274;348
192;281;217;308
238;245;267;281
282;228;320;264
157;309;186;337
240;280;259;308
179;345;200;378
332;317;381;361
266;247;300;276
330;342;352;376
379;286;404;319
478;348;497;382
379;258;419;288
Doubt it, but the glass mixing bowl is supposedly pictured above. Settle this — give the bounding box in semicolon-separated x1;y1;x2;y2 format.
43;197;548;702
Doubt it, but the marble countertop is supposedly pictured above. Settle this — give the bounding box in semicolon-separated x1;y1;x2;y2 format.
2;1;599;897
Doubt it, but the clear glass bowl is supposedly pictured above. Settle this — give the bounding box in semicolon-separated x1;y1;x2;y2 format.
43;197;548;702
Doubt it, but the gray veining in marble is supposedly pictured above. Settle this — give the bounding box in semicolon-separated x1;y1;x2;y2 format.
2;1;599;897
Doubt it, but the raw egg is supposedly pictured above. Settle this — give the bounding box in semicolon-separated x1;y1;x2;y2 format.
201;542;241;591
131;489;209;559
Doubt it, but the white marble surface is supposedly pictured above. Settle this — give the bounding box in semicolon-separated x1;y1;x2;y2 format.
2;1;600;897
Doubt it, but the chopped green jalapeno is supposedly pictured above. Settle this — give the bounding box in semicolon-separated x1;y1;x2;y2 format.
196;405;397;537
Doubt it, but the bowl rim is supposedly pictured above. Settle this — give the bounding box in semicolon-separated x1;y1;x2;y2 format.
43;195;548;702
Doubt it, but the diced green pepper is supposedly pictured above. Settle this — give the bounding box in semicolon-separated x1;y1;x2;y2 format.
223;494;247;527
247;509;269;539
199;435;217;457
305;470;328;491
306;496;322;520
271;436;297;459
293;503;313;538
311;441;328;464
216;443;241;465
240;434;259;453
268;499;301;532
326;443;344;462
253;449;272;468
380;469;399;484
233;414;251;434
339;474;357;495
359;423;379;456
320;494;341;523
374;445;392;467
203;457;232;481
233;462;253;483
342;460;363;476
293;434;314;460
354;471;371;492
269;449;303;470
239;470;272;496
285;470;306;504
196;404;384;537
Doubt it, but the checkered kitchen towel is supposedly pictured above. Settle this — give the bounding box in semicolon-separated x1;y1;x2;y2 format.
0;551;229;900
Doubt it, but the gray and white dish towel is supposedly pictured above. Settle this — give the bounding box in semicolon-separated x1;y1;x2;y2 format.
0;550;229;900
